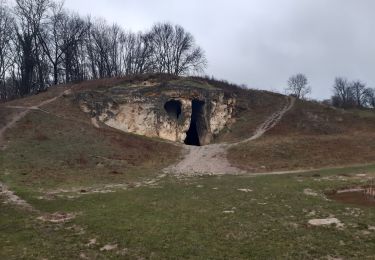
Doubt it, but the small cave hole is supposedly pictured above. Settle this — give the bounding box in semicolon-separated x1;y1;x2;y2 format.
184;100;205;146
164;100;182;120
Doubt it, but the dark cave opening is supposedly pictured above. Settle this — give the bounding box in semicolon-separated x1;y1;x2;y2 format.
184;100;205;146
164;100;182;120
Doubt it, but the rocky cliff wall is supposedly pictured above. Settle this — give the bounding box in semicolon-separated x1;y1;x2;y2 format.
76;82;235;145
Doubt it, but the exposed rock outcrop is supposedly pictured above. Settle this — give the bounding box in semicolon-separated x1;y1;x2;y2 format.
76;81;235;145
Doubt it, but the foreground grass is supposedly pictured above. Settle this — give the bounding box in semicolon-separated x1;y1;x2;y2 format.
1;165;375;259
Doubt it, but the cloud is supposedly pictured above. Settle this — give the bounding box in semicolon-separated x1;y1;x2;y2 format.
65;0;375;99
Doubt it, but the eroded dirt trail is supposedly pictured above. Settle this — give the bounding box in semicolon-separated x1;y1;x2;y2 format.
0;89;72;218
232;96;295;145
165;96;295;176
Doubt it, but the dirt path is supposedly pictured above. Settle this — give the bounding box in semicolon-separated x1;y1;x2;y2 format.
231;96;295;145
164;144;243;176
0;89;71;150
165;96;295;176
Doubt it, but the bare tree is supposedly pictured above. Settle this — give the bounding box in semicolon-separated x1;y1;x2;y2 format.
0;1;208;101
365;88;375;108
350;80;368;108
120;31;154;75
148;23;207;75
332;77;355;108
0;0;14;99
39;4;88;85
285;73;311;99
87;19;122;78
61;13;89;83
13;0;50;96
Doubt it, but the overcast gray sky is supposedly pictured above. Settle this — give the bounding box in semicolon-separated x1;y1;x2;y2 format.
65;0;375;100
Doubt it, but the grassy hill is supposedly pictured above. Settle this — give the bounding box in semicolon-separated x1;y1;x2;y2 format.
1;75;375;259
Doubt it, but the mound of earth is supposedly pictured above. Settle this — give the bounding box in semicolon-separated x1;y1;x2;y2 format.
1;74;375;178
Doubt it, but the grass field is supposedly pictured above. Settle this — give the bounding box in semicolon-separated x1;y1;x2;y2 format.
1;165;375;259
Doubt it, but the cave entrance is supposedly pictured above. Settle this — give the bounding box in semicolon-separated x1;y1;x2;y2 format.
184;99;206;146
164;100;182;120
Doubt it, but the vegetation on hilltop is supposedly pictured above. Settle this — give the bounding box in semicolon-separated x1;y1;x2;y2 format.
0;0;206;101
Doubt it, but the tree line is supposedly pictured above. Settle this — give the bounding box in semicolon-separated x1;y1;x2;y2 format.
331;77;375;109
285;73;374;109
0;0;207;101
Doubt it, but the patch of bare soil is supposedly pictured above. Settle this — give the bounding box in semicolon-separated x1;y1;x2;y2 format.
37;212;77;223
327;185;375;207
164;144;244;176
0;182;35;211
38;174;167;200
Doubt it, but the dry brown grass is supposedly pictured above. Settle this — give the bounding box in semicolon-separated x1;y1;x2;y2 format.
0;108;23;129
268;99;375;136
228;98;375;172
33;130;49;141
229;133;375;172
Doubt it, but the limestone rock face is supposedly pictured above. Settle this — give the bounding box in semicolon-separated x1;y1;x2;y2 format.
76;82;235;145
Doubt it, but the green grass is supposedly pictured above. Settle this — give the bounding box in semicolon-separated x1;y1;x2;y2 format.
1;78;375;259
1;165;375;259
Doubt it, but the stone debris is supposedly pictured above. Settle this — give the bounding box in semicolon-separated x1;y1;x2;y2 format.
86;238;97;247
308;218;344;228
303;188;319;196
100;244;118;251
237;188;253;193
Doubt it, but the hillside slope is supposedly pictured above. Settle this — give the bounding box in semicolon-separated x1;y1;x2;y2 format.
228;98;375;172
2;75;375;178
